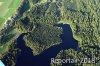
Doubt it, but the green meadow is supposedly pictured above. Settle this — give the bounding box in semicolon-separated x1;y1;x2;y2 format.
0;0;23;56
0;0;22;30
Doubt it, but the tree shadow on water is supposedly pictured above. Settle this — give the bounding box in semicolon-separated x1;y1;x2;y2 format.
16;24;78;66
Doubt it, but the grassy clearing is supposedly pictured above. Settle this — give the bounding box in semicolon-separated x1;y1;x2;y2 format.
0;18;5;27
4;9;15;18
0;0;23;57
0;2;3;6
8;0;22;8
0;44;8;54
0;0;22;30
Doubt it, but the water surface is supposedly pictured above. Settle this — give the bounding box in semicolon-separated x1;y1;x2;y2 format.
16;24;78;66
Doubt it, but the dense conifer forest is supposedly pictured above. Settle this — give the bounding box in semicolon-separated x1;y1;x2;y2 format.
0;0;100;66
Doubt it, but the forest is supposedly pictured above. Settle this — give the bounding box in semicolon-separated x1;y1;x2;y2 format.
0;0;100;66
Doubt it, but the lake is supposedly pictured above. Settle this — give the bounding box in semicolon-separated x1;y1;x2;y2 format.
15;24;78;66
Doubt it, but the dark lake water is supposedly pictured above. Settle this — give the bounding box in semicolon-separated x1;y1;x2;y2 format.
15;24;78;66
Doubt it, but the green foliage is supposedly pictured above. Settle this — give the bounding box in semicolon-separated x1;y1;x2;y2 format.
0;0;100;66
